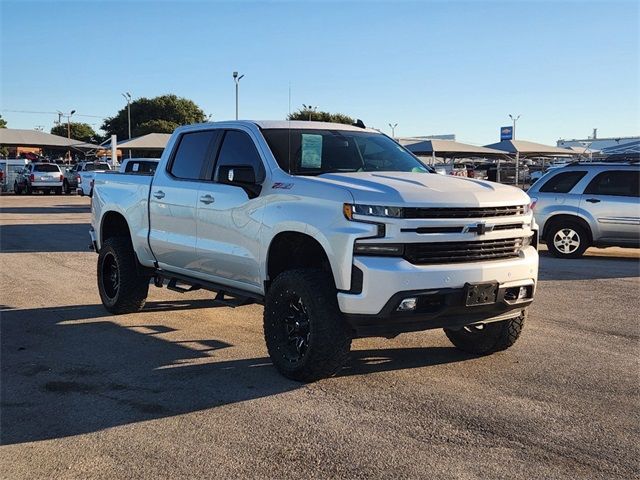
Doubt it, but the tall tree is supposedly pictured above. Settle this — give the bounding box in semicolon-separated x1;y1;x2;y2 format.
0;115;7;156
287;107;355;125
51;122;99;143
0;115;7;128
102;94;206;139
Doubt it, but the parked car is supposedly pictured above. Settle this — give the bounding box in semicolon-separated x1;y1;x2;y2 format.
63;161;112;194
76;162;113;196
119;158;160;174
0;159;29;192
91;120;539;381
528;162;640;257
14;162;64;195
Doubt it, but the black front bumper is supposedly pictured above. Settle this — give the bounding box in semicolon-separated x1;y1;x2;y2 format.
344;284;533;338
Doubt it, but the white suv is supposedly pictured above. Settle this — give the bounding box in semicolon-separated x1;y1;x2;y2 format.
528;162;640;257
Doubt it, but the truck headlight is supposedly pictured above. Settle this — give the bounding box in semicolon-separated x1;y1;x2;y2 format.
354;243;404;256
343;203;404;220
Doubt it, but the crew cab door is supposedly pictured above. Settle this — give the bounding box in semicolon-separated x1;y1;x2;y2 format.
195;129;267;292
148;129;220;271
579;169;640;244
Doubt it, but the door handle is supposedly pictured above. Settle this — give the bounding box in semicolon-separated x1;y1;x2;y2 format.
586;198;601;203
153;190;165;199
199;194;215;204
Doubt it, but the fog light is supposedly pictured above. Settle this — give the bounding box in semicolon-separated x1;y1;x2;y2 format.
518;286;528;299
397;297;417;311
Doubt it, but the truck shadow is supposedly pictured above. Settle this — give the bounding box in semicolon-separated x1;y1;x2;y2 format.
538;253;640;281
1;301;471;445
0;223;90;253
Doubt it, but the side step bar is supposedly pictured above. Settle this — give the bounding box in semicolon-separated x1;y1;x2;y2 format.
154;270;264;307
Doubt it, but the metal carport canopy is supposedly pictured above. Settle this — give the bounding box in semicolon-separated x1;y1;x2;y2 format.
0;128;98;149
400;138;507;158
483;139;580;157
101;133;171;151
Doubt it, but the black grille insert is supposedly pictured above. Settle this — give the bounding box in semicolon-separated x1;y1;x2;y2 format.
403;205;526;219
404;238;524;264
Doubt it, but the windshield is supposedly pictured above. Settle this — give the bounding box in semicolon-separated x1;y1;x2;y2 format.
262;129;432;175
84;163;111;171
33;164;60;172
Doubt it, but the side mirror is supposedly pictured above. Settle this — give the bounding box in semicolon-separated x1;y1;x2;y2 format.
219;165;257;185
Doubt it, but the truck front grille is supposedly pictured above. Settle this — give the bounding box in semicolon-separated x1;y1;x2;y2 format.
404;238;524;264
403;205;526;219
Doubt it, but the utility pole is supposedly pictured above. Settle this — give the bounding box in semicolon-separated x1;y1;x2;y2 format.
122;92;132;158
302;104;317;121
388;123;398;139
59;109;75;163
233;71;244;120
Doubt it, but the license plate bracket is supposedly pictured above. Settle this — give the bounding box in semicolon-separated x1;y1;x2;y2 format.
464;282;499;306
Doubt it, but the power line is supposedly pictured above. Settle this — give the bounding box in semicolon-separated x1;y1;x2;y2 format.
1;109;107;119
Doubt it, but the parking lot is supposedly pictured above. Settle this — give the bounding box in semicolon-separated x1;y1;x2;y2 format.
0;193;638;479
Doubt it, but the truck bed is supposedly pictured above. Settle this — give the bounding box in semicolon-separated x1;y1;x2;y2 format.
92;172;155;267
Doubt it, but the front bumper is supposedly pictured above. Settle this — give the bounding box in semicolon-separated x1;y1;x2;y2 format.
337;246;538;337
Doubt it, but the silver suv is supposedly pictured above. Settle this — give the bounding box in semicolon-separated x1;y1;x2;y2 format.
528;163;639;258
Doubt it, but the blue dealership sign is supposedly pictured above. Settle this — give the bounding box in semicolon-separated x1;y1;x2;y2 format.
500;126;513;140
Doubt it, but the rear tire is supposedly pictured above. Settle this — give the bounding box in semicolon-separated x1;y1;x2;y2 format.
444;312;525;355
264;269;352;382
97;236;149;314
545;221;589;258
63;180;70;194
26;184;32;195
13;182;21;194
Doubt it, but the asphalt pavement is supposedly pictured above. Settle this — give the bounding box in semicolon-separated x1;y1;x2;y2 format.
1;194;638;479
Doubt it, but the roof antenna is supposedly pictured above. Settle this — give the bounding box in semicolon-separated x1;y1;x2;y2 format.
353;119;366;129
288;82;292;174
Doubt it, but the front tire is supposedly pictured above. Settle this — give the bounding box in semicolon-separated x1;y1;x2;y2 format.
444;312;525;355
264;269;352;382
97;236;149;314
545;221;589;258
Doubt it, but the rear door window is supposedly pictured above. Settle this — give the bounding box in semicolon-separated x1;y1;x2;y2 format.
170;131;220;180
584;170;639;197
539;171;587;193
33;164;60;173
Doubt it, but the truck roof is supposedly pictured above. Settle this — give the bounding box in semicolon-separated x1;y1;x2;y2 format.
251;120;379;133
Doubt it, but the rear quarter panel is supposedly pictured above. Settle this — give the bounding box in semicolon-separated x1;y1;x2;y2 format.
92;173;155;266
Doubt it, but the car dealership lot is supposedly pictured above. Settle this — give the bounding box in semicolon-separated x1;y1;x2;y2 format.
1;194;638;480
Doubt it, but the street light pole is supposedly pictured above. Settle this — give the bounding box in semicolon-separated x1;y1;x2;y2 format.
302;104;317;121
509;114;521;139
233;71;244;120
65;110;75;163
388;123;398;139
508;114;522;186
122;92;132;158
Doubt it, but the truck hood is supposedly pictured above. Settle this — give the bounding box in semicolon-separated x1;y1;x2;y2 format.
312;172;530;207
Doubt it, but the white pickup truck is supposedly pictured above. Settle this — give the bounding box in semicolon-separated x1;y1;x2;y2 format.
91;120;539;381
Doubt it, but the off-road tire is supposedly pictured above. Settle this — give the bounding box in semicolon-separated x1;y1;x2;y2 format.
545;220;589;258
444;312;525;355
97;236;149;314
264;269;352;382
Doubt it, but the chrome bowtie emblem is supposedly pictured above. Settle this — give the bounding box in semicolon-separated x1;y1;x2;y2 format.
462;222;495;235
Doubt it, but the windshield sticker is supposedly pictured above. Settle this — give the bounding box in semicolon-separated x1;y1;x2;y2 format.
301;134;323;168
132;163;140;172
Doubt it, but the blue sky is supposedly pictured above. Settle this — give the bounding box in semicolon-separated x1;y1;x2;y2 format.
1;0;638;145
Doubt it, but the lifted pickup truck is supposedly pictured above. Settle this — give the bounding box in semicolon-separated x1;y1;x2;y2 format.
91;121;538;381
